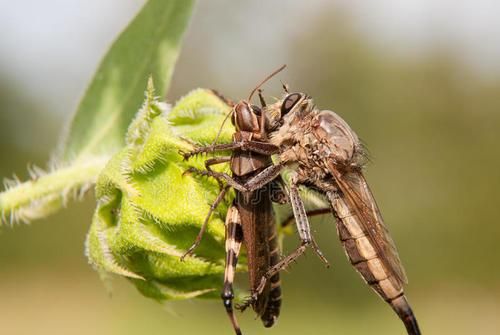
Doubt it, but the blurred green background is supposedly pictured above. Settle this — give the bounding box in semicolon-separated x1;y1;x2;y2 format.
1;1;499;334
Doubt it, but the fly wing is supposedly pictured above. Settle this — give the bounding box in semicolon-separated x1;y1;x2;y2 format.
328;164;408;285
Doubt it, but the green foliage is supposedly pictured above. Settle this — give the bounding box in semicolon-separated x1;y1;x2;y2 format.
0;0;194;225
86;85;236;300
0;0;252;304
60;0;195;162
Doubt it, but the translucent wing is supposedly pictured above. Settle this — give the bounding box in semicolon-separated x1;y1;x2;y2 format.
328;164;408;285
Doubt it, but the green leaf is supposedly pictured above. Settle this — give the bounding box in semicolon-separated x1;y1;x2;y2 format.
59;0;195;163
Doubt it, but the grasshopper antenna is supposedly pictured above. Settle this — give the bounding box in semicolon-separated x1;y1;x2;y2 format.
211;108;234;146
248;64;287;102
212;65;286;146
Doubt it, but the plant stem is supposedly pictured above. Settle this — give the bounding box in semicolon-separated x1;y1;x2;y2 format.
0;157;107;224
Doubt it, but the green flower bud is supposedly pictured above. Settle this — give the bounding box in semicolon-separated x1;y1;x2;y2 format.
86;81;237;301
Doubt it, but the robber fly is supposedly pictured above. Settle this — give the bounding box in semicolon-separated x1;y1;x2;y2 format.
180;66;291;334
238;88;422;335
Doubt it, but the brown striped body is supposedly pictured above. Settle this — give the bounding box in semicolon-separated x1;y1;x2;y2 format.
182;69;288;335
226;100;282;327
235;161;281;327
329;191;419;334
265;91;421;334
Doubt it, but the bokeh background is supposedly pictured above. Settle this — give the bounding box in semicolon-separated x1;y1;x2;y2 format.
1;1;499;334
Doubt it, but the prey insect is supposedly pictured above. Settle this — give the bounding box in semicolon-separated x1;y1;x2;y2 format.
180;66;292;334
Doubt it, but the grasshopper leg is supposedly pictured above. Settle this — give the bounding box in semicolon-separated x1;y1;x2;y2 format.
181;185;230;260
221;205;244;335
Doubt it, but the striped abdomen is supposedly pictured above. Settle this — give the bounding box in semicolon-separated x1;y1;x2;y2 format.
237;182;281;328
260;220;281;327
329;193;421;335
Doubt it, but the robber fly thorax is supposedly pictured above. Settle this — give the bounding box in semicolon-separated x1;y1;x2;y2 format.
267;92;365;174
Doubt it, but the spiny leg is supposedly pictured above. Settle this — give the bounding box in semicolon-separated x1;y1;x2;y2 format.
205;156;231;172
204;156;231;190
221;205;244;335
269;176;289;205
184;167;247;192
180;143;240;160
180;140;280;160
182;160;284;259
181;185;230;260
249;178;329;302
243;163;284;191
184;163;284;194
285;179;329;266
281;208;332;228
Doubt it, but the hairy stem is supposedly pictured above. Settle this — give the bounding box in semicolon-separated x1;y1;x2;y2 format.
0;157;107;224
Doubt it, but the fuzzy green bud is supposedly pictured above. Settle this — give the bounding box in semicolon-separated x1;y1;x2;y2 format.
86;82;236;301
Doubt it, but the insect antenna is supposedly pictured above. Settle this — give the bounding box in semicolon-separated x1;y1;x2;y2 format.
211;108;234;146
280;80;289;93
247;64;287;102
212;65;287;145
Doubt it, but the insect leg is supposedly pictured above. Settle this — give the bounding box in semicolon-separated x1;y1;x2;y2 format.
280;208;332;228
183;167;248;192
180;141;279;160
181;185;230;260
221;205;244;335
250;179;329;300
180;143;244;160
204;156;232;189
243;163;284;191
269;177;289;204
205;156;231;171
186;162;284;194
241;141;280;155
288;179;329;266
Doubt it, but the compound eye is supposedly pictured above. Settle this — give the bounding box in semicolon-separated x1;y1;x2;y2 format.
281;93;302;115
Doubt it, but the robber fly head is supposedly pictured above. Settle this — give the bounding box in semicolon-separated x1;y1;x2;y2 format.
266;91;312;132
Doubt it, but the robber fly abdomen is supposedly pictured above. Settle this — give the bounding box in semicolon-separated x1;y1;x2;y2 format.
328;190;418;333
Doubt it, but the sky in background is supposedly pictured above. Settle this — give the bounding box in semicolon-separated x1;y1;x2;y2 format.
0;0;499;120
